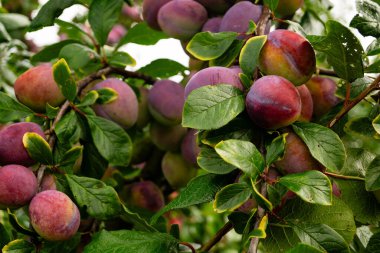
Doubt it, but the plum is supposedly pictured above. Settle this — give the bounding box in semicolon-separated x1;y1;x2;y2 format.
245;75;301;129
142;0;172;30
259;29;316;86
0;164;37;209
157;0;208;40
275;132;321;174
40;173;57;191
150;121;187;151
148;80;185;126
14;64;66;112
162;151;197;189
107;24;127;45
181;129;201;166
92;78;138;129
122;5;142;22
0;122;45;166
29;190;80;241
305;76;340;118
296;84;313;122
202;17;222;33
185;66;243;98
276;0;304;17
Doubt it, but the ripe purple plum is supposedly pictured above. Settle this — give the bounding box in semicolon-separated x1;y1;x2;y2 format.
245;75;301;130
219;1;262;34
29;190;80;241
122;5;142;22
181;129;201;166
305;76;340;118
142;0;172;30
185;66;243;98
92;78;138;129
148;80;185;126
0;165;37;209
202;17;222;33
276;0;304;17
296;85;313;122
40;173;57;191
150;121;187;151
107;24;127;45
162;151;197;189
0;122;45;166
259;30;316;86
157;0;208;40
275;132;321;174
14;64;66;112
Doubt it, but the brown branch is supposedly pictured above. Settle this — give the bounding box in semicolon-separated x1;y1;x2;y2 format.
179;242;196;253
329;74;380;128
199;221;233;252
317;68;339;78
256;5;271;36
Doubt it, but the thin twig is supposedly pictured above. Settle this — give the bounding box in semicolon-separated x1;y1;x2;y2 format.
256;5;271;36
325;171;365;181
179;242;196;253
199;221;233;252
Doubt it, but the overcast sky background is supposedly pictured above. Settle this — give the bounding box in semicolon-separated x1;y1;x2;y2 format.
27;0;369;71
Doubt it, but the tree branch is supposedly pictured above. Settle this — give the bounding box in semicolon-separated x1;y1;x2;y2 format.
256;5;271;36
199;221;233;252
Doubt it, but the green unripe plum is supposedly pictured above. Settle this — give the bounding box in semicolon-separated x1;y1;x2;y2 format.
246;75;301;130
296;84;313;122
305;76;340;118
150;121;187;151
275;132;321;174
0;165;37;209
259;30;316;86
92;78;138;129
29;190;80;241
148;80;185;126
142;0;172;30
14;64;66;112
162;152;197;189
157;0;208;40
0;122;46;166
276;0;304;17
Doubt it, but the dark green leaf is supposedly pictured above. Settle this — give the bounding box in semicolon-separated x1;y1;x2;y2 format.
45;104;60;119
286;244;323;253
367;232;380;253
183;85;245;130
55;110;83;146
266;134;286;166
7;210;35;237
66;174;122;220
264;0;279;11
251;178;273;211
77;90;99;107
40;233;80;253
228;212;251;234
29;0;76;31
151;173;232;224
365;60;380;73
83;230;179;253
31;39;80;64
307;20;364;82
279;171;332;205
209;40;245;67
213;183;252;213
96;87;118;104
108;51;136;68
138;59;186;78
366;155;380;191
239;35;267;77
81;142;108;179
373;114;380;135
337;77;371;100
293;122;346;171
22;132;53;165
0;92;33;122
53;58;77;101
367;38;380;56
86;115;132;166
350;0;380;37
215;140;265;177
197;145;236;174
186;32;237;60
59;145;83;173
88;0;123;46
0;223;10;249
121;205;157;232
117;22;168;47
59;43;99;70
2;239;35;253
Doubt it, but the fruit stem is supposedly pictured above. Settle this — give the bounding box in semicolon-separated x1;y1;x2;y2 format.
325;171;365;181
199;221;233;252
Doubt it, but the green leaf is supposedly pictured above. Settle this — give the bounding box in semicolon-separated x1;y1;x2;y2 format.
0;223;10;249
186;32;237;60
108;51;136;68
121;205;157;232
292;122;346;171
367;38;380;56
264;0;279;11
0;23;11;42
350;0;380;37
209;40;245;67
279;171;332;205
53;58;77;101
117;22;168;47
59;145;83;173
138;59;186;79
265;133;286;166
365;60;380;73
81;142;108;179
55;110;83;146
215;140;265;177
286;244;324;253
31;39;80;64
0;14;30;31
40;233;80;253
86;115;132;166
88;0;123;46
2;239;35;253
151;173;232;224
66;174;122;220
213;183;252;213
78;90;99;107
54;19;91;41
83;230;179;253
367;232;380;253
0;92;33;123
366;155;380;191
373;114;380;135
239;35;267;77
197;145;236;174
59;43;99;70
29;0;76;31
22;132;53;165
307;20;364;82
251;178;273;211
183;85;245;130
7;210;35;236
96;87;118;104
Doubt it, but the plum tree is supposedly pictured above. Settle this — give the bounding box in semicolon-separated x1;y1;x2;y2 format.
92;78;138;129
0;122;45;166
0;164;37;209
29;190;80;241
162;152;197;189
246;75;302;129
14;64;65;112
259;29;316;85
